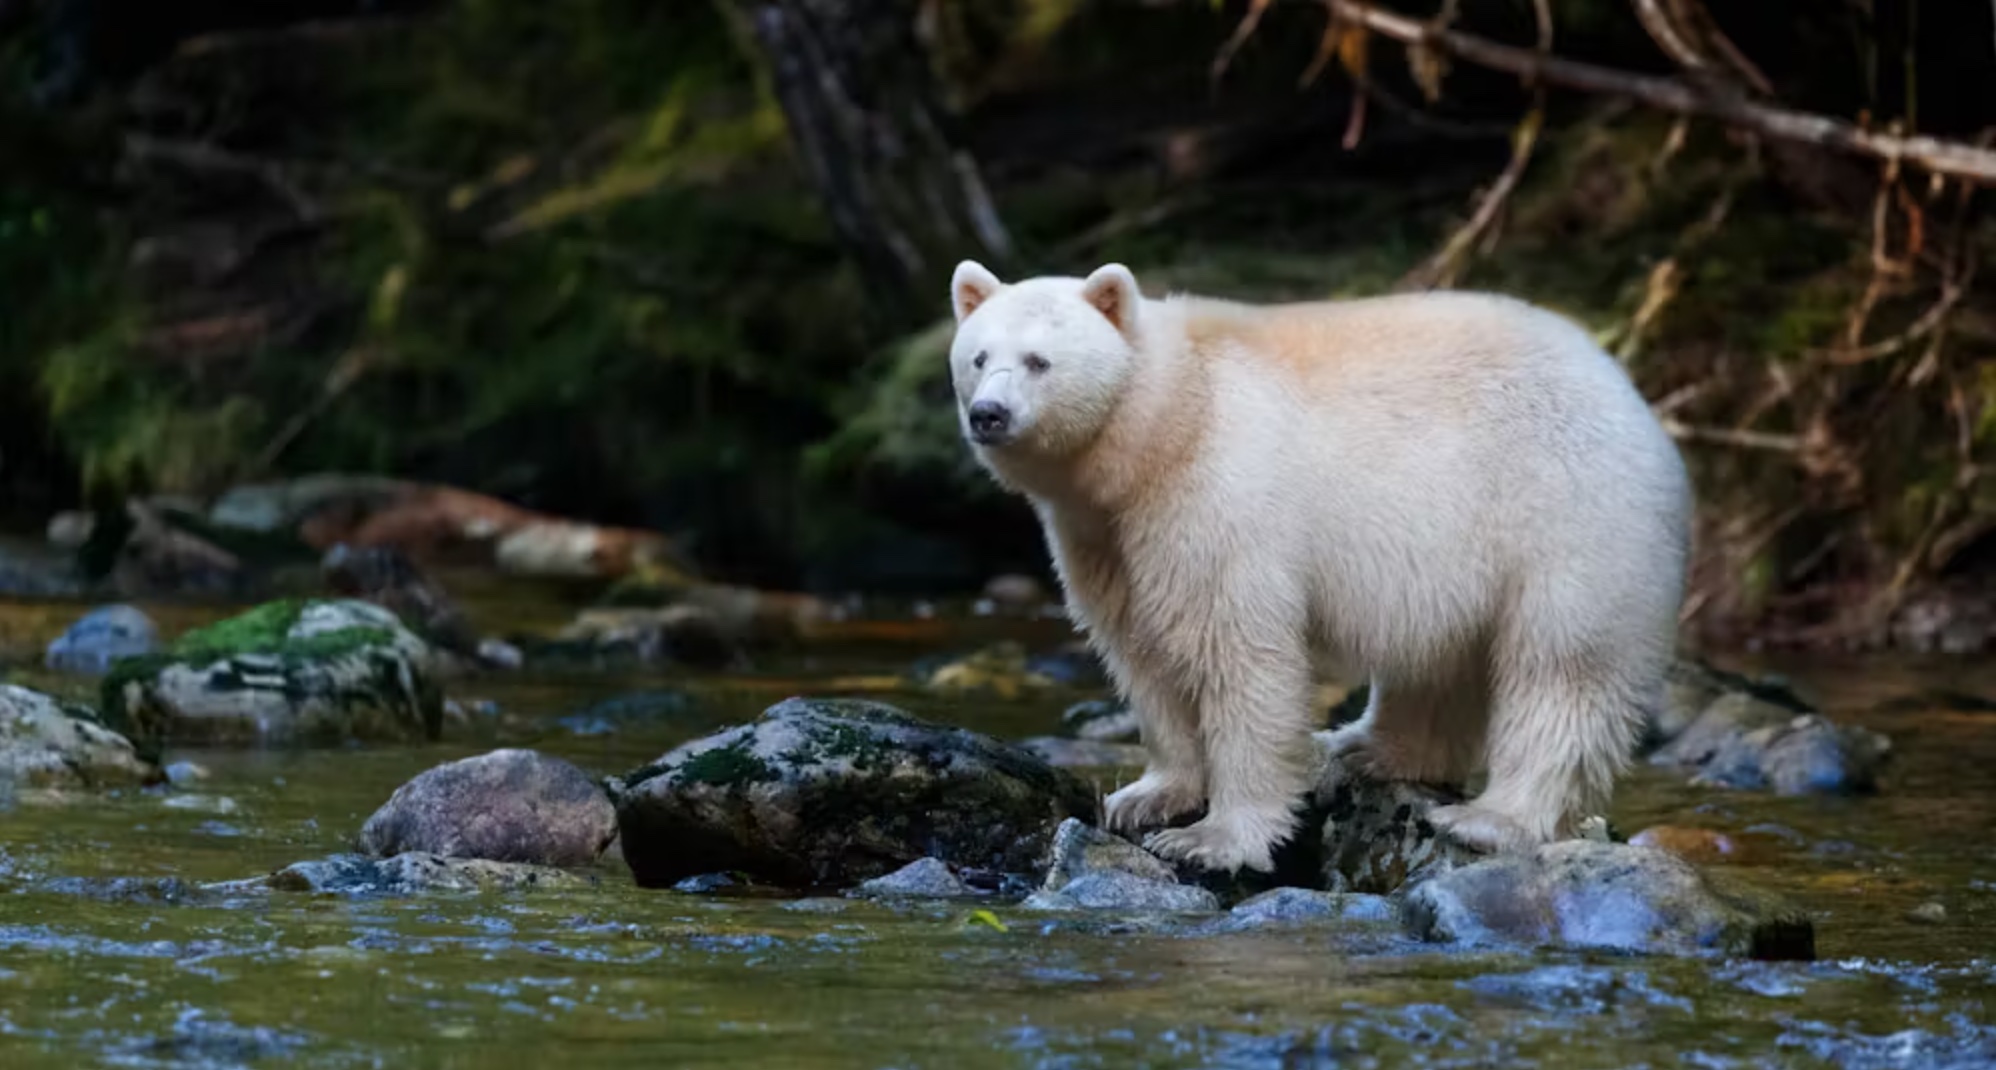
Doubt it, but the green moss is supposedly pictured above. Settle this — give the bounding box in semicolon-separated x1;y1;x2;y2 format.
677;737;779;787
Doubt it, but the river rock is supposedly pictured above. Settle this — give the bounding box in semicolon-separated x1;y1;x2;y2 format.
219;852;593;896
554;606;740;669
357;749;616;867
320;543;482;661
1027;819;1218;912
1303;747;1482;894
1024;870;1220;913
1024;642;1108;688
99;598;444;757
0;684;161;790
608;697;1098;890
1061;698;1139;742
1017;736;1147;768
44;605;159;675
850;857;976;899
911;641;1058;699
1228;887;1397;926
1650;689;1890;795
1402;839;1816;959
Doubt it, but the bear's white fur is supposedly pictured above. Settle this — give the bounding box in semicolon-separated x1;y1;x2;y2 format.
946;260;1692;874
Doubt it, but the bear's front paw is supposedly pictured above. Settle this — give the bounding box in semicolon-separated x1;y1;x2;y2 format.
1427;803;1545;854
1141;810;1292;875
1102;771;1204;833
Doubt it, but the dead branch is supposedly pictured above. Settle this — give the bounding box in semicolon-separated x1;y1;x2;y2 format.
1657;419;1802;453
1323;0;1996;186
123;135;324;222
1398;102;1541;289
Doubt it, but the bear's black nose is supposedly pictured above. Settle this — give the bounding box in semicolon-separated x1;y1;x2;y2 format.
968;400;1012;441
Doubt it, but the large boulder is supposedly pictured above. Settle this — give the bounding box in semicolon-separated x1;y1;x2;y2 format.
100;599;444;756
44;605;159;676
358;749;617;867
609;697;1098;890
0;685;160;790
1403;839;1816;960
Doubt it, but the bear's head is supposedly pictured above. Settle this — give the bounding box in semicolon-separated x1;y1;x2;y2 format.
946;260;1143;458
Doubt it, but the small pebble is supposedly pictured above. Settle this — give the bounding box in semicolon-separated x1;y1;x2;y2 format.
1906;902;1947;924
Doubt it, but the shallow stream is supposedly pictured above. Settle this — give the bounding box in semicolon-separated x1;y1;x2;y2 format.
2;584;1994;1068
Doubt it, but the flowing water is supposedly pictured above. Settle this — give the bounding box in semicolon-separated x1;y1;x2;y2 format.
2;581;1994;1069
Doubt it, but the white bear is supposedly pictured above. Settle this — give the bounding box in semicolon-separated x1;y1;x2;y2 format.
946;260;1693;873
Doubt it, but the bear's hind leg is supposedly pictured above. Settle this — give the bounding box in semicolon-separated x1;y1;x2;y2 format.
1429;646;1647;853
1322;667;1487;788
1143;644;1315;873
1101;664;1207;833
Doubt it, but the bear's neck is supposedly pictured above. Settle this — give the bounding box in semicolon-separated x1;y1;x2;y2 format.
995;299;1211;521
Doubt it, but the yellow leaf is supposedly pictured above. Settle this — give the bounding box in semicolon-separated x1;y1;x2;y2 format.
965;909;1009;933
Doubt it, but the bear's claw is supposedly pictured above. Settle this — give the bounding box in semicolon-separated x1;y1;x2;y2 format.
1101;771;1204;832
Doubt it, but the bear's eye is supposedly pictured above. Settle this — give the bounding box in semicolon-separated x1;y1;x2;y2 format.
972;351;988;370
1024;353;1051;374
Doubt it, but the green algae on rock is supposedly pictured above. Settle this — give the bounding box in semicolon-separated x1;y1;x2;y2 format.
608;696;1098;890
0;684;161;791
99;599;444;756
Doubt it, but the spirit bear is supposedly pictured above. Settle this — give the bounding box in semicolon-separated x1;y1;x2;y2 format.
946;260;1692;873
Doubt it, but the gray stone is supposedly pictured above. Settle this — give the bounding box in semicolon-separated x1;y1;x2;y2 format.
100;599;444;756
1060;698;1139;742
1652;692;1890;796
1403;839;1815;959
1041;818;1178;888
609;697;1097;890
1017;736;1147;768
214;852;594;896
44;605;159;676
851;857;975;899
1025;871;1219;913
1229;887;1396;925
358;749;616;867
0;684;160;790
1305;745;1483;894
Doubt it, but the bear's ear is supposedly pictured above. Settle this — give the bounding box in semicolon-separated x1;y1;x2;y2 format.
1081;263;1140;335
951;260;1003;323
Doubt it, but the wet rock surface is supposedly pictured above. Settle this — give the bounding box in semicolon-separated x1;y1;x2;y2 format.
1027;820;1218;913
553;606;741;669
1227;887;1397;926
43;605;159;676
1059;698;1139;742
98;598;444;756
609;697;1098;890
1648;662;1891;795
851;857;977;899
1403;839;1816;959
215;852;594;896
0;684;160;790
357;748;616;867
320;543;483;662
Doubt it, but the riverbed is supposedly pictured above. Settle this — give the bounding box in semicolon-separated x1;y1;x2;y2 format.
2;586;1993;1068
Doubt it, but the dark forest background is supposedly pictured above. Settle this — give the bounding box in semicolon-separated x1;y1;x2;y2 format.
3;0;1995;651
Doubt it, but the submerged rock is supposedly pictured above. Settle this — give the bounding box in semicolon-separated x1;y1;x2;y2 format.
221;852;594;896
98;599;444;756
851;857;976;899
910;642;1059;699
0;684;160;790
609;697;1097;890
44;605;159;676
554;605;742;669
1060;698;1139;742
357;749;616;867
1017;736;1147;768
1650;690;1890;796
1403;839;1816;960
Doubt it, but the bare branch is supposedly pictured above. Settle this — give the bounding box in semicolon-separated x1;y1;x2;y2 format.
1324;0;1996;186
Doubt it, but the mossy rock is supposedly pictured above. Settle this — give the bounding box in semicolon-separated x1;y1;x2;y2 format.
99;599;444;757
608;696;1099;890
